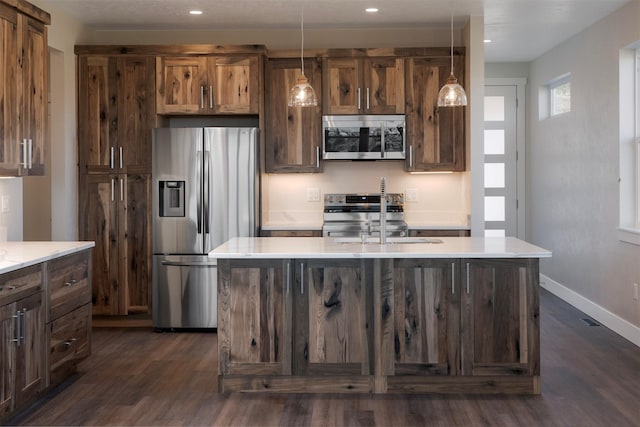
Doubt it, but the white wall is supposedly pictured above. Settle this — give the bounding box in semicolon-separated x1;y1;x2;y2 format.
528;0;640;331
0;179;23;241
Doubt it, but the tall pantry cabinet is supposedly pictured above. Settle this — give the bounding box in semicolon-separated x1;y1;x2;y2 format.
77;54;155;315
0;0;49;177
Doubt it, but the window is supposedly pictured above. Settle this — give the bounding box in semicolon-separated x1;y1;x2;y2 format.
618;45;640;244
549;74;571;116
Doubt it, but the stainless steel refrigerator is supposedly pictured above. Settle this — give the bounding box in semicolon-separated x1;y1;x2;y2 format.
152;127;258;329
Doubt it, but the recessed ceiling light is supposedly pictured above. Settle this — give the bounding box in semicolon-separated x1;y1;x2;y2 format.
189;10;203;15
484;39;492;43
365;8;379;13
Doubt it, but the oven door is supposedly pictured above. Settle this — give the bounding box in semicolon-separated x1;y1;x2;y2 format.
323;115;405;160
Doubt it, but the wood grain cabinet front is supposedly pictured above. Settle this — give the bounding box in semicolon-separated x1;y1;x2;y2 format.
217;259;292;387
292;259;373;392
0;265;45;419
323;57;404;115
48;303;91;386
0;0;49;177
156;55;259;115
404;55;465;172
265;58;323;173
47;251;91;321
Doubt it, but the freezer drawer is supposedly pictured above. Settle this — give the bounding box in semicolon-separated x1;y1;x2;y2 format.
152;255;217;329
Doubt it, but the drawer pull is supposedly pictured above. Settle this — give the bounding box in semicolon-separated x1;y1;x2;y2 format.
7;285;16;291
64;279;78;287
64;337;78;349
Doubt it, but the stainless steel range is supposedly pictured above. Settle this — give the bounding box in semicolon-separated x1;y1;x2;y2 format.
322;193;408;237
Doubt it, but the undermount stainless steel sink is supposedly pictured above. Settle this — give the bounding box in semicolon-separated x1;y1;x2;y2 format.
332;236;444;245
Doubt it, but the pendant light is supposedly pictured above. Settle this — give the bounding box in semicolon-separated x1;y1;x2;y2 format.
437;9;468;107
288;6;318;107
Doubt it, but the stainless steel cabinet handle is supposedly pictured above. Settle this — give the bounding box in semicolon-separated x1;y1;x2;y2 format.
7;285;16;291
300;262;305;295
28;139;33;169
159;260;217;267
11;313;20;343
20;309;26;346
209;85;213;109
119;146;123;169
120;178;124;202
64;337;78;349
64;279;78;287
409;145;414;169
200;86;205;109
316;146;320;169
110;146;115;169
111;178;115;202
451;262;455;294
366;87;370;110
286;261;291;295
357;88;361;110
21;139;28;168
466;262;470;294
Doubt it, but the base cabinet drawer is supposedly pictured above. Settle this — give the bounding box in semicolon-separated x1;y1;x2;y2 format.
48;303;91;386
48;252;91;321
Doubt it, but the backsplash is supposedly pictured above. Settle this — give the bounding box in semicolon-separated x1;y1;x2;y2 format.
262;161;470;227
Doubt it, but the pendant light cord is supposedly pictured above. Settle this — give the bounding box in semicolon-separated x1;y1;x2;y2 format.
450;8;454;76
300;6;305;77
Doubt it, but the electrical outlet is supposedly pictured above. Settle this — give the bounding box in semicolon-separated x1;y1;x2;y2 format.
633;283;638;301
1;195;9;213
306;187;320;202
405;188;418;202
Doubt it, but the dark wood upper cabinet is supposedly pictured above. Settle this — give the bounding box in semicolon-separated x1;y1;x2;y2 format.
265;58;323;173
405;54;466;172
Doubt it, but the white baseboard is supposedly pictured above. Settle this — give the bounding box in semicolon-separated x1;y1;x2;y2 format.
540;274;640;347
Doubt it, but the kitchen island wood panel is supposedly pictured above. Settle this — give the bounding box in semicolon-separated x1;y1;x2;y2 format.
211;237;550;394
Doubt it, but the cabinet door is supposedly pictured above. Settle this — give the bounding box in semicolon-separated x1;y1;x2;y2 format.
382;259;459;377
323;58;362;114
14;291;44;405
79;174;121;315
405;56;465;171
363;58;404;114
210;55;259;114
217;259;291;378
265;58;322;173
120;173;151;314
461;259;540;377
294;259;371;376
0;302;16;418
77;56;115;173
0;5;19;176
117;57;155;173
156;56;208;114
18;14;47;176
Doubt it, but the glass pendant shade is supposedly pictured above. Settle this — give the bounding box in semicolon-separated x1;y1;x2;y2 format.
437;73;468;107
288;74;318;107
438;9;468;107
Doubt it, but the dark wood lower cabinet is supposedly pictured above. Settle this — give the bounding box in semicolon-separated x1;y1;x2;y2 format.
217;257;540;394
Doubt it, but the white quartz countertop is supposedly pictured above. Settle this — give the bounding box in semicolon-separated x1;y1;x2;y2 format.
0;241;95;275
208;237;552;259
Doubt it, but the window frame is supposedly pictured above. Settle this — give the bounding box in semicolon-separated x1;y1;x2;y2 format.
549;73;571;116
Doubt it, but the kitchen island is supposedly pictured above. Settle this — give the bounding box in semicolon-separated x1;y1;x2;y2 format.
1;241;94;422
209;237;551;394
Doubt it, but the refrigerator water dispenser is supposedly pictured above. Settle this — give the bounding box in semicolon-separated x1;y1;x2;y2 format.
159;181;185;217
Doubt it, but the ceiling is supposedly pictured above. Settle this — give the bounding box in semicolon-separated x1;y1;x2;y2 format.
45;0;631;62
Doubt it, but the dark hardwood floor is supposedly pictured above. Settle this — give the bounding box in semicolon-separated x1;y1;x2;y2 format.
8;289;640;426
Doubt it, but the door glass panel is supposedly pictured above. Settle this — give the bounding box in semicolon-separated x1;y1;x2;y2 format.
484;196;505;221
485;229;506;237
484;96;505;121
484;163;505;188
484;129;505;154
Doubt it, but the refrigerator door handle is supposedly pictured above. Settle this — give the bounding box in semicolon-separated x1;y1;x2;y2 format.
196;150;203;234
204;150;211;234
160;260;217;267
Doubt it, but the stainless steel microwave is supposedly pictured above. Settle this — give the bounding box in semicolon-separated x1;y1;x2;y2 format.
322;115;405;160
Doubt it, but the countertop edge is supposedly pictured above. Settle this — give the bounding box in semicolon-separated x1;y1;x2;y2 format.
0;241;95;275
